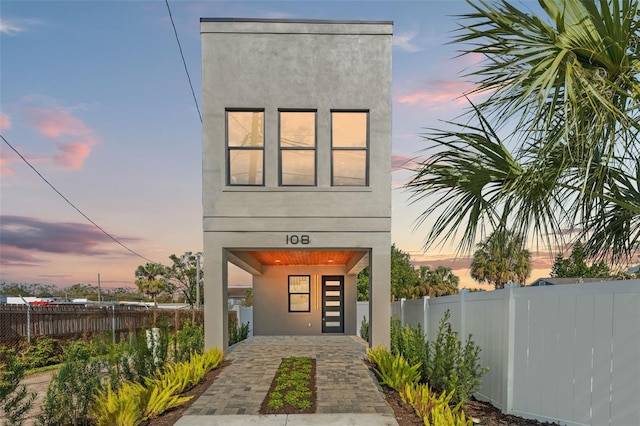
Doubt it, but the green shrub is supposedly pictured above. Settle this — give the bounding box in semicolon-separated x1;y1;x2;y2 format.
426;310;487;404
37;341;103;426
359;316;369;342
90;347;223;426
390;318;429;381
173;320;204;362
0;347;36;426
368;346;472;426
367;346;421;392
390;310;488;405
119;327;169;384
402;383;472;426
20;337;62;370
228;317;250;346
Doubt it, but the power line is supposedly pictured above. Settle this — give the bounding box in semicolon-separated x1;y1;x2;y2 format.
1;134;157;264
165;0;202;124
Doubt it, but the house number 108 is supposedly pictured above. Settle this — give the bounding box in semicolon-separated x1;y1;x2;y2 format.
286;235;310;245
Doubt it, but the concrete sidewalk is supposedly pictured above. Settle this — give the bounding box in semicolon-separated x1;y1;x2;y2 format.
174;336;398;426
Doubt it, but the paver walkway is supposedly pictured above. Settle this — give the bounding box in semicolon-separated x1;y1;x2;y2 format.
176;335;397;425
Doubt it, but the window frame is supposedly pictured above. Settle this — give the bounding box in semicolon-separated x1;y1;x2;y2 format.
226;108;265;187
278;109;318;187
330;110;370;187
288;275;311;313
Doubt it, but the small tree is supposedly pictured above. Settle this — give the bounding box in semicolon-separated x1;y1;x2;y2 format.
470;229;531;289
135;263;167;308
551;241;612;278
166;252;201;308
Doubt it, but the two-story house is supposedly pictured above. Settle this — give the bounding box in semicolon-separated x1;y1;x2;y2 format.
201;18;393;352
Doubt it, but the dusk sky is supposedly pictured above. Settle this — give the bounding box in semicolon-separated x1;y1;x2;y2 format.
0;0;556;290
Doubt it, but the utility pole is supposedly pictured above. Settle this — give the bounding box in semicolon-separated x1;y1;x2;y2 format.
97;273;101;302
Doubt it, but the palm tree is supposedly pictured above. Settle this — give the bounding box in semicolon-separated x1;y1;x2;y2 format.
416;265;459;297
406;0;640;264
470;229;532;289
135;262;167;308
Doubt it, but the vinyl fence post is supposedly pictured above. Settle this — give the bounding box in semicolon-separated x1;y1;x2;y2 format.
422;296;430;338
460;289;469;342
503;283;518;414
400;298;406;327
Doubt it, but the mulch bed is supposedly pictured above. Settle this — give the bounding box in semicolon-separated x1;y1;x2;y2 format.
259;358;317;415
148;360;231;426
368;360;558;426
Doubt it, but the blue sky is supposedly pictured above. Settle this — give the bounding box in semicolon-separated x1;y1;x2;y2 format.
0;0;554;289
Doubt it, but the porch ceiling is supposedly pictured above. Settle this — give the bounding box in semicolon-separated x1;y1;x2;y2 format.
247;250;359;266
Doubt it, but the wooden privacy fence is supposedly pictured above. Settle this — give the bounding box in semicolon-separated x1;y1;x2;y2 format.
0;304;204;347
392;280;640;426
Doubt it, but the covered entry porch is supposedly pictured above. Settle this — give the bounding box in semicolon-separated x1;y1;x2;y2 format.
229;249;367;336
203;234;391;354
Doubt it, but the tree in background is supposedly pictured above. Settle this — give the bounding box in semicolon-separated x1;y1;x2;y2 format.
416;265;459;297
551;241;612;278
390;244;419;300
166;252;202;308
0;282;143;301
406;0;640;267
356;244;460;300
356;269;370;301
470;229;531;289
134;262;167;308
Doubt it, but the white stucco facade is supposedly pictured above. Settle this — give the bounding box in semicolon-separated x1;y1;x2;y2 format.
201;18;393;353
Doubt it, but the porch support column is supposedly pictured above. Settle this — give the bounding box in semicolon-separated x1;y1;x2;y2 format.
204;237;228;354
369;242;390;348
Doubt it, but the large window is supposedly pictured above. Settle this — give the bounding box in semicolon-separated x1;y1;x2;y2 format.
279;111;316;186
227;110;264;185
331;111;368;186
288;275;311;312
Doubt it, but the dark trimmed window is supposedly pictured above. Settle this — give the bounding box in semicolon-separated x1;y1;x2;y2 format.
331;111;369;186
227;110;264;185
288;275;311;312
279;110;316;186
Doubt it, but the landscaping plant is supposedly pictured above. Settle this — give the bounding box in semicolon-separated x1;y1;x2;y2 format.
367;347;421;392
264;357;315;412
19;337;63;371
426;311;487;404
228;317;250;346
390;318;429;380
37;341;103;426
90;348;223;426
118;327;169;384
402;383;472;426
359;316;369;342
172;319;204;362
389;310;487;404
0;348;36;426
367;346;472;426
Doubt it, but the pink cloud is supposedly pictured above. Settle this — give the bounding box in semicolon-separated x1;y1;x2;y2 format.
391;154;416;172
54;142;93;170
396;80;477;109
29;108;91;138
0;244;46;266
0;154;16;176
0;112;11;130
26;107;98;170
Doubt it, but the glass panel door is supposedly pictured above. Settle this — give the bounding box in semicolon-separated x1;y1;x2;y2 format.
322;276;344;333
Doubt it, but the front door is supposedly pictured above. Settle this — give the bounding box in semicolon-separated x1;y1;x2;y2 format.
322;276;344;333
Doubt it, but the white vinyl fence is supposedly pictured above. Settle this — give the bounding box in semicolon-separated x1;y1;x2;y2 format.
391;280;640;426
